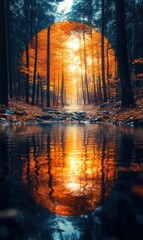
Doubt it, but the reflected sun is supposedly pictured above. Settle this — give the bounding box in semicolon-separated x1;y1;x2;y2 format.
22;124;116;216
66;182;81;192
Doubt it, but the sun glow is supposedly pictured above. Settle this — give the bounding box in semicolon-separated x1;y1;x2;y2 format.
69;65;77;73
67;37;80;51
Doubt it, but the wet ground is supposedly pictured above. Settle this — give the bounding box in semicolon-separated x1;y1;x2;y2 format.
0;101;143;127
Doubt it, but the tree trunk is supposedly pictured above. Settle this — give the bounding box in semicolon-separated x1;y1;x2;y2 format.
12;46;16;98
101;0;107;103
40;81;43;107
5;0;13;100
115;0;135;108
0;0;8;106
98;72;102;104
61;56;64;108
106;45;111;100
52;63;56;107
32;33;38;105
97;51;102;104
56;70;60;106
25;45;30;103
18;67;21;100
132;0;135;62
79;35;86;105
83;28;90;105
36;74;40;105
91;29;97;104
47;27;51;107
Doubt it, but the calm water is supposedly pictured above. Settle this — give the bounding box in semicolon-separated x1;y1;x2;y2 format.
0;123;143;239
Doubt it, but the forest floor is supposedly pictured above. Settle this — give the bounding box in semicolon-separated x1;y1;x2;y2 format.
0;99;143;127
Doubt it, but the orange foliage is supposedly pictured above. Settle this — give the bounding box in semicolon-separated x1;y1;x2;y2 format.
133;58;143;64
21;21;117;105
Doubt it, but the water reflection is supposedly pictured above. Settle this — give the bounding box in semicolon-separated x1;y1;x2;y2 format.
1;124;143;239
21;124;116;215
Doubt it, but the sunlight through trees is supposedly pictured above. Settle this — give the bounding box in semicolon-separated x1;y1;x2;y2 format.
21;21;117;107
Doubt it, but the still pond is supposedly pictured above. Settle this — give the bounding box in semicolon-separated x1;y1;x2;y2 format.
0;123;143;239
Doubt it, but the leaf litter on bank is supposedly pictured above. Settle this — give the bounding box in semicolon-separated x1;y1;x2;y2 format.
0;100;142;127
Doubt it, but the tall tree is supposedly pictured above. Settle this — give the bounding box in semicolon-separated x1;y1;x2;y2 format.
47;26;51;107
79;34;86;104
101;0;107;103
0;0;8;106
5;0;13;99
61;54;64;108
25;45;30;103
91;29;97;104
32;33;38;105
83;27;90;104
116;0;135;108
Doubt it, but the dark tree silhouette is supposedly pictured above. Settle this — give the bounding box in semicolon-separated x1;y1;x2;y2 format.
32;33;38;105
47;27;51;107
25;45;30;104
116;0;135;108
0;0;8;106
101;0;107;103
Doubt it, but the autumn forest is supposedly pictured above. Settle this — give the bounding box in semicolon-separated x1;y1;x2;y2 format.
0;0;143;112
21;22;116;107
0;1;143;239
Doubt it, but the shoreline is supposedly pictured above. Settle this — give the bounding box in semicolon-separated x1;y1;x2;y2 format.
0;100;143;128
